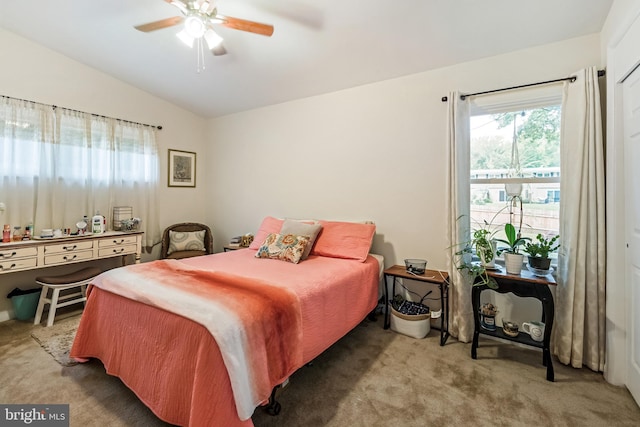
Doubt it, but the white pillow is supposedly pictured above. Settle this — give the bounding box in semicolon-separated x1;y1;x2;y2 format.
167;230;206;254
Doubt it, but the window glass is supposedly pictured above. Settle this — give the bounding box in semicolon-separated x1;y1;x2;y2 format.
470;104;561;252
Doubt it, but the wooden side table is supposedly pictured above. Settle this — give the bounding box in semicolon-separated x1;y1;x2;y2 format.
471;268;556;381
383;265;450;346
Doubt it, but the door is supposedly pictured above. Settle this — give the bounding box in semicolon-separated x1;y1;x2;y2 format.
624;64;640;404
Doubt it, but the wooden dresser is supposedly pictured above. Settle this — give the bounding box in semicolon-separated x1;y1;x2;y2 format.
0;231;143;274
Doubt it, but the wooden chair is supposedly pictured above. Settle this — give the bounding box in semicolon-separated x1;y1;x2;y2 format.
161;222;214;259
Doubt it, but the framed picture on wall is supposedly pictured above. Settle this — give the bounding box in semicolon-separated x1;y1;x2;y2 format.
168;149;196;187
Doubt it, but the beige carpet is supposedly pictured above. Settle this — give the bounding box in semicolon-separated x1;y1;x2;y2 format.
30;315;81;367
2;314;640;426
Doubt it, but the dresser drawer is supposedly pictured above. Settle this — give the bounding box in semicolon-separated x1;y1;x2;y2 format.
0;246;38;260
98;244;137;258
98;235;139;247
44;240;94;254
0;257;38;273
44;250;94;265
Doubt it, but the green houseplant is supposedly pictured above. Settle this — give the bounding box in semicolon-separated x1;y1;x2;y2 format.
495;223;530;275
524;233;560;270
472;228;498;268
452;215;501;289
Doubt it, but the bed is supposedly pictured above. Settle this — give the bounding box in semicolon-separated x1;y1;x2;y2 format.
70;218;381;426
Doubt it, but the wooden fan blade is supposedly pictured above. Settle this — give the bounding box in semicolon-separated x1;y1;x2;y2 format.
134;16;183;32
217;15;274;37
211;44;227;56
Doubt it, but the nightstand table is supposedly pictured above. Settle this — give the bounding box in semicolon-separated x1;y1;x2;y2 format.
383;265;450;346
471;268;556;381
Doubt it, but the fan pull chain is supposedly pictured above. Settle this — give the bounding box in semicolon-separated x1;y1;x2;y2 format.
196;37;205;73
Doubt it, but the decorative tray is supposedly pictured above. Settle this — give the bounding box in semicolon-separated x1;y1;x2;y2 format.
32;235;74;240
472;262;502;271
527;264;554;277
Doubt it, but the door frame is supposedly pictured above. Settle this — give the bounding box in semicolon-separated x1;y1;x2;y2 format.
604;4;640;391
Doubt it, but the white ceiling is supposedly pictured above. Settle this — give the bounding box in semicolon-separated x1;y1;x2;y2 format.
0;0;613;118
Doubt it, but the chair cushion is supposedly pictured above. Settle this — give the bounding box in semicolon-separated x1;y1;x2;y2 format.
36;267;102;285
166;250;208;260
167;230;206;255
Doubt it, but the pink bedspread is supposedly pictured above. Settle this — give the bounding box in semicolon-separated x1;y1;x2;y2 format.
70;250;380;427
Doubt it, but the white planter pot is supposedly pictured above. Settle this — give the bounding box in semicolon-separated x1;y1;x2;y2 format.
504;253;524;275
478;240;497;268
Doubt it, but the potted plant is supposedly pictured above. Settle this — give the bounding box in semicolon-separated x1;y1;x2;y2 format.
472;227;498;268
479;303;498;331
452;217;500;290
495;223;530;275
524;233;560;270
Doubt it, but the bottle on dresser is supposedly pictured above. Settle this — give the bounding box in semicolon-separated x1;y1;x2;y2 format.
2;224;10;243
23;222;33;240
12;226;22;241
92;211;105;234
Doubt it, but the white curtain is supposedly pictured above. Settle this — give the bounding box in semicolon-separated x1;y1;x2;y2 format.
445;91;474;342
0;97;161;247
553;67;606;371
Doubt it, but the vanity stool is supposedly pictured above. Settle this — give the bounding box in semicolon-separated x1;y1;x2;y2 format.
34;267;101;327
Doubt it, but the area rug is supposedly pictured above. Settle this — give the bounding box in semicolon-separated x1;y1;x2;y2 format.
30;315;82;367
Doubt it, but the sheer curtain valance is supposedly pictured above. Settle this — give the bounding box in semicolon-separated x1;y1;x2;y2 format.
0;97;161;247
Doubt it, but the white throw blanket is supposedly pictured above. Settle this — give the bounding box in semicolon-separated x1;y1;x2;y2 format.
89;259;303;420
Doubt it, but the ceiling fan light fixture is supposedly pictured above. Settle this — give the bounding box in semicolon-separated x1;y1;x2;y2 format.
204;29;223;49
176;29;195;48
184;16;206;38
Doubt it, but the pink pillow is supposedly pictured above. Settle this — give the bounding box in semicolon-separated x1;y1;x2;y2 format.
249;216;284;250
311;221;376;262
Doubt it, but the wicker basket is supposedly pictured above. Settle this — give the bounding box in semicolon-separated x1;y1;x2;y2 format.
390;301;431;339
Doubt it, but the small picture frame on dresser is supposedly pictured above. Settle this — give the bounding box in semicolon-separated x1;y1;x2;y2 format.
168;149;196;188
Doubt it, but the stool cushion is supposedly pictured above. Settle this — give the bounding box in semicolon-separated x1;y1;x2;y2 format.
36;267;102;285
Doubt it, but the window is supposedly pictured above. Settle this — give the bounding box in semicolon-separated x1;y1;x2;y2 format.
0;105;157;184
0;97;161;246
469;99;561;254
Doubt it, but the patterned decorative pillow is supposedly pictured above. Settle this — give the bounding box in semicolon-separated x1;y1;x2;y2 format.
280;219;322;260
167;230;206;255
254;233;310;264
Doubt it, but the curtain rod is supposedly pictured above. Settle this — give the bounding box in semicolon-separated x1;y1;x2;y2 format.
1;94;162;130
440;69;606;102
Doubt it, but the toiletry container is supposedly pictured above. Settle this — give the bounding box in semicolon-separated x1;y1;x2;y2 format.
92;212;104;234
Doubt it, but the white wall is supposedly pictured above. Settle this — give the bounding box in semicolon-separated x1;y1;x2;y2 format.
207;33;602;334
0;28;209;320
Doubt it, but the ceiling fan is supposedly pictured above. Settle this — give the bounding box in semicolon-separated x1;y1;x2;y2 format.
135;0;274;56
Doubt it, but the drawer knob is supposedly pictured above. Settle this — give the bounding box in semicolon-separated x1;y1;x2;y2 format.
63;245;77;251
0;251;17;259
113;239;125;244
63;255;78;261
0;263;16;270
113;248;125;254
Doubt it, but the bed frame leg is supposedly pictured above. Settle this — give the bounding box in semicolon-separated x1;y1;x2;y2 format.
265;385;282;416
